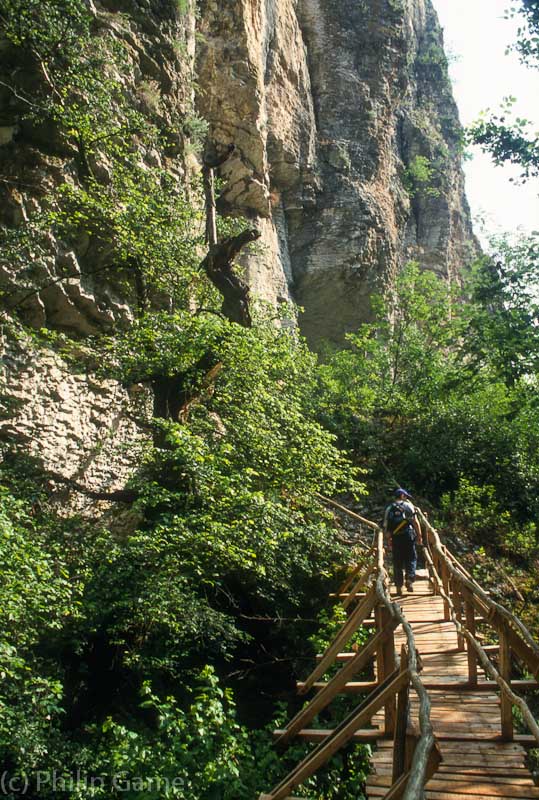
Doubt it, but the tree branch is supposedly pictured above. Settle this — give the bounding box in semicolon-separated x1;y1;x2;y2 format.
200;229;260;327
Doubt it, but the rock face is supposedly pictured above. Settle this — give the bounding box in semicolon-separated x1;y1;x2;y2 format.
0;330;150;501
196;0;479;346
0;1;197;336
0;0;195;494
0;0;477;496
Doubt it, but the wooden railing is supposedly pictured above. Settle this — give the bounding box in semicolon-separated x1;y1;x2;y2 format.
259;517;440;800
258;499;539;800
418;508;539;747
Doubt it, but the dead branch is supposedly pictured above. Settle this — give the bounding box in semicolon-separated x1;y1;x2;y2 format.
200;229;260;327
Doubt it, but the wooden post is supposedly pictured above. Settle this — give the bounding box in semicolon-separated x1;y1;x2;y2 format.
454;580;465;652
431;543;439;596
392;646;410;783
499;626;514;740
376;603;397;736
440;559;450;621
463;586;477;684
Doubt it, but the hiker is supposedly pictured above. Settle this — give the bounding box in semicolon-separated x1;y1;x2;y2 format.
383;488;423;595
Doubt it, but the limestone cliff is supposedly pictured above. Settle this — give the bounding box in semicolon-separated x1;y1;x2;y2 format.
0;0;196;492
196;0;479;346
0;0;477;494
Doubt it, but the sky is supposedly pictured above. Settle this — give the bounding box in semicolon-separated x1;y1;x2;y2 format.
432;0;539;243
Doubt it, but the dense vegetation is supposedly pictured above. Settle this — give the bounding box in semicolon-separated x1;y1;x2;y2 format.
1;1;538;798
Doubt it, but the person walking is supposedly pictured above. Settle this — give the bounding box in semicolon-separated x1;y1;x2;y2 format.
383;488;423;595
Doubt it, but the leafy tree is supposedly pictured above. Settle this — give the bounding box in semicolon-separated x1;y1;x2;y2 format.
316;258;539;524
403;155;441;197
467;3;539;178
509;0;539;66
468;99;539;180
463;233;539;384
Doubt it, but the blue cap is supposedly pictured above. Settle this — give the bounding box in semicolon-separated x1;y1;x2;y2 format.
394;488;413;499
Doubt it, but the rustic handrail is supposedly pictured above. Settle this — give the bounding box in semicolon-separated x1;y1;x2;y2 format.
417;509;539;746
418;509;539;667
326;503;439;797
420;510;539;661
260;508;438;800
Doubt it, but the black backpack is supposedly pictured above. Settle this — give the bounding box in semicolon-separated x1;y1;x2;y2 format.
386;501;411;534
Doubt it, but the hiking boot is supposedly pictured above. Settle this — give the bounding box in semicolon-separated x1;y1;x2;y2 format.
395;585;404;596
405;579;414;592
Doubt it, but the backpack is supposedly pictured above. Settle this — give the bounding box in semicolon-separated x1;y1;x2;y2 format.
386;501;412;535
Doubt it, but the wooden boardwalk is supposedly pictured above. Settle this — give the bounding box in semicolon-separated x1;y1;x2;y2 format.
367;580;539;800
259;507;539;800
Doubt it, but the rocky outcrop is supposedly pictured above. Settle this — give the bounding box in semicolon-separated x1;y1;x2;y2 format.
0;328;150;500
0;0;197;337
0;0;195;493
0;0;478;497
196;0;479;346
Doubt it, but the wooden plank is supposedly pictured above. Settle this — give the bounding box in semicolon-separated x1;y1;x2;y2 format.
429;775;537;787
378;793;539;800
315;652;358;662
272;728;382;743
422;781;539;798
296;680;377;693
367;780;539;799
342;564;375;610
369;775;539;789
306;679;537;692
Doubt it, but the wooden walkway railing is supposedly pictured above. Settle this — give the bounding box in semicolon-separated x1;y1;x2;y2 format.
260;514;440;800
419;510;539;746
258;500;539;800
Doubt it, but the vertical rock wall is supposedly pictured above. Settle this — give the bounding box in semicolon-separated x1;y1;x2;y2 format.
0;0;196;492
196;0;479;347
0;0;478;498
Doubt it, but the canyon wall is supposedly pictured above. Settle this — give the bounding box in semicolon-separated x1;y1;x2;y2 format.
0;0;477;493
197;0;479;346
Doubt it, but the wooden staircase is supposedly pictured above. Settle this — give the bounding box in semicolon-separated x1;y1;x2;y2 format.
259;504;539;800
367;582;539;799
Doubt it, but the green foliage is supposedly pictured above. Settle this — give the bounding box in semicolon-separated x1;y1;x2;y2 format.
468;101;539;180
316;256;539;524
69;667;259;799
0;310;365;794
508;0;539;66
0;0;91;61
464;233;539;383
0;0;211;319
440;478;537;557
403;155;441;197
0;482;82;769
417;41;448;69
318;263;458;440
